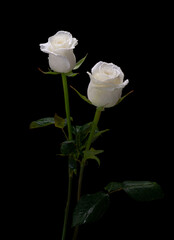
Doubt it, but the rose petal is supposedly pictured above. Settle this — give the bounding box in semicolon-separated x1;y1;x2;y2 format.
91;61;104;75
40;30;78;56
87;72;128;89
40;42;52;54
87;82;123;108
91;61;124;83
48;50;76;73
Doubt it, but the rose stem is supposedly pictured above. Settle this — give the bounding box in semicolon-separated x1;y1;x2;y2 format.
61;73;73;240
61;73;73;140
73;106;103;240
77;106;103;200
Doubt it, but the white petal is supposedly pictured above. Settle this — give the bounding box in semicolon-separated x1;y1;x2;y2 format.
49;30;78;50
48;51;76;73
54;30;72;37
91;61;104;75
40;42;52;54
71;37;78;48
116;79;129;89
87;82;122;108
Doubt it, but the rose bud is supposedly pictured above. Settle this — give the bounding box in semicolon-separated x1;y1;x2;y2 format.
87;61;129;108
40;31;78;73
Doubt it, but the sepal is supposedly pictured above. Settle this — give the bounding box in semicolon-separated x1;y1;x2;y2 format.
38;68;60;75
70;85;92;105
73;54;88;70
116;90;134;106
65;71;78;77
38;68;78;77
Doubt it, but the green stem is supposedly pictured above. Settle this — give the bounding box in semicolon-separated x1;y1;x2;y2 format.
61;73;73;141
62;168;73;240
61;73;73;240
77;107;103;201
85;107;103;152
73;107;103;240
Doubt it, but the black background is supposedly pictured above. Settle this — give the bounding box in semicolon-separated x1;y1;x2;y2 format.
8;1;173;240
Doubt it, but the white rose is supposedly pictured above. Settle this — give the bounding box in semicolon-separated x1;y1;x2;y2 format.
40;31;78;73
87;61;129;108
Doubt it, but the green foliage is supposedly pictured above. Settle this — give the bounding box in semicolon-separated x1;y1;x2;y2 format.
54;114;66;128
72;122;92;152
30;113;73;130
68;154;77;174
105;181;164;201
83;148;104;166
104;182;123;193
58;120;104;171
72;180;164;228
73;123;92;142
70;122;107;164
61;140;76;155
29;117;55;129
72;192;110;227
92;128;110;142
122;181;164;201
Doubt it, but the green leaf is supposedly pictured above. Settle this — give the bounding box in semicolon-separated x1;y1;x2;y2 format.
54;114;65;128
73;54;88;70
72;123;93;157
29;117;55;129
68;154;77;174
92;129;110;142
72;192;110;227
105;182;123;193
116;90;134;106
78;122;92;139
38;68;60;75
54;113;73;129
70;86;92;105
84;148;104;166
30;114;72;130
122;181;164;201
74;122;92;142
60;140;76;155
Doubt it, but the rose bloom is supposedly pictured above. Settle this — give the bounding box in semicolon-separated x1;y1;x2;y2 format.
87;61;129;108
40;31;78;73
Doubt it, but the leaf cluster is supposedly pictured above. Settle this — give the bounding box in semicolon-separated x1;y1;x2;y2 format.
60;122;109;169
30;113;108;170
72;181;164;227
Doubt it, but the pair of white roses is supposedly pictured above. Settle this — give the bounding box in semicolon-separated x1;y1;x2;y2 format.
40;31;129;108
